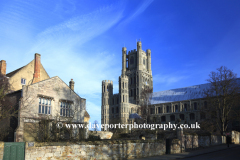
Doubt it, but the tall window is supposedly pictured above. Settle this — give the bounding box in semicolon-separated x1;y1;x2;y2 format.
167;106;170;113
194;102;197;110
175;105;178;112
21;78;26;85
143;59;145;65
39;98;51;115
60;102;72;117
184;103;187;111
116;107;119;113
158;107;162;113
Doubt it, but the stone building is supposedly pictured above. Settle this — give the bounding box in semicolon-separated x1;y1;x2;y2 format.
101;41;153;130
0;53;90;142
101;41;240;132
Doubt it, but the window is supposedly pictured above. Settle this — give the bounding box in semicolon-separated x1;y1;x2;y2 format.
167;106;170;113
194;102;197;110
184;103;187;111
117;98;119;104
112;98;114;105
170;115;175;121
180;114;184;120
158;107;162;113
60;102;72;117
190;113;195;120
175;105;178;112
21;78;26;85
116;107;119;113
143;59;145;65
39;98;51;115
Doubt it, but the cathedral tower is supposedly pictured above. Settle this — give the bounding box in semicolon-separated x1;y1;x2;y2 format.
126;41;153;104
101;80;113;131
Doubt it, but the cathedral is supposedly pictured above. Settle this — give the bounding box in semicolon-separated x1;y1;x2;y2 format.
101;41;240;132
101;41;153;130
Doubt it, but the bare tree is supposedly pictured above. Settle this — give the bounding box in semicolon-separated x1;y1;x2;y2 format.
204;66;240;135
93;120;99;131
0;74;18;141
137;87;153;124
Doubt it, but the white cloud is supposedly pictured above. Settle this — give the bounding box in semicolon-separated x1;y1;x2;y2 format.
119;0;154;26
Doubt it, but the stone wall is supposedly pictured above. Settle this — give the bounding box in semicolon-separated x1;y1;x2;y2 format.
24;140;165;160
231;131;240;144
0;142;3;160
181;134;226;151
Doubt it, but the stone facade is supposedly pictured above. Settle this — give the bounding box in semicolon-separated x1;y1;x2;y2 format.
101;41;153;130
149;99;209;125
1;53;90;142
5;54;50;91
15;76;87;142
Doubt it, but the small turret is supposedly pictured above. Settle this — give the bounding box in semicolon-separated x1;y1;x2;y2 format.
147;49;151;73
122;47;127;75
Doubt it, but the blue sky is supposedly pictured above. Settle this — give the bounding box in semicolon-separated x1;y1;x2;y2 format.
1;0;240;128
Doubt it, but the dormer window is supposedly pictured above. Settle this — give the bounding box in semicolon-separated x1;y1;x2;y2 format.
21;78;26;85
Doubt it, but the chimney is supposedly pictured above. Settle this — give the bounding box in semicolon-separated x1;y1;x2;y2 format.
69;79;75;91
0;60;6;76
32;53;41;83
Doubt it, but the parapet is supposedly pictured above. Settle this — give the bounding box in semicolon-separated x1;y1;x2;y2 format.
102;80;113;84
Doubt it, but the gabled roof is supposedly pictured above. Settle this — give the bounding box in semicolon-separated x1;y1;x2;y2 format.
151;78;240;104
6;66;25;77
84;111;90;118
